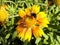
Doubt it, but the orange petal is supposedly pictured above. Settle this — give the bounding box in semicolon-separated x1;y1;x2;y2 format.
17;19;24;25
16;25;24;33
32;26;40;38
33;26;44;38
18;28;27;40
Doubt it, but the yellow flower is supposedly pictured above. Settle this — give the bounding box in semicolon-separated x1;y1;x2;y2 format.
17;5;49;41
0;8;9;23
31;5;40;14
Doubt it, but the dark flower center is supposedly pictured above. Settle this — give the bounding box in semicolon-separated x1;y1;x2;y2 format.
31;13;36;18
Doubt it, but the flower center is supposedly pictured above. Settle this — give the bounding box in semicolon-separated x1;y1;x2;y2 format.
31;13;36;18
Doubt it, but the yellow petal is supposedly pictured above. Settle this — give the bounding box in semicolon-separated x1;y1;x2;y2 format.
32;26;40;38
18;9;26;18
33;26;44;38
37;12;47;20
18;28;27;40
37;18;49;27
38;28;44;37
31;5;40;14
24;28;32;41
40;18;49;24
25;7;31;16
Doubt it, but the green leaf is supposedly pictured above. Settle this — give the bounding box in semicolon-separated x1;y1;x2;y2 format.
43;34;48;40
12;31;17;39
35;38;41;44
43;34;48;44
57;35;60;43
5;33;10;39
